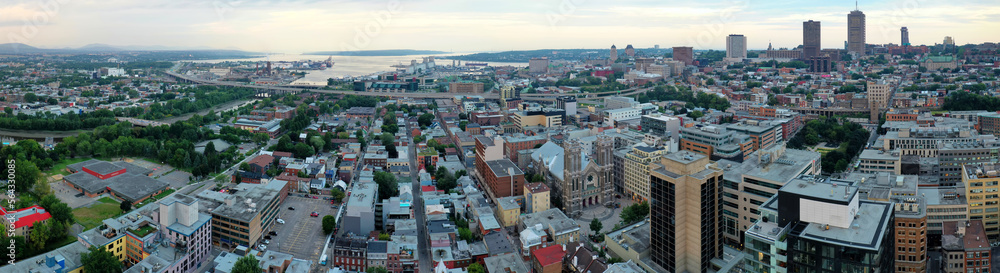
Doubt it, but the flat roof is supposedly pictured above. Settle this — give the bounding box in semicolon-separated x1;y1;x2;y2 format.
721;148;819;184
797;201;893;251
918;187;967;206
520;208;579;236
486;159;523;178
781;176;857;203
199;180;287;222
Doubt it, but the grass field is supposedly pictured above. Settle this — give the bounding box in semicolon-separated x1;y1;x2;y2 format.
46;157;93;176
73;197;122;229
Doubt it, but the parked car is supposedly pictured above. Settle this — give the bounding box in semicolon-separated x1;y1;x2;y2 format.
310;212;319;217
263;240;270;244
288;207;295;210
277;219;286;224
264;235;272;240
268;231;277;236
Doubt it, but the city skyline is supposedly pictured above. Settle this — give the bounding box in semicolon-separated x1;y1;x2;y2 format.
2;0;999;53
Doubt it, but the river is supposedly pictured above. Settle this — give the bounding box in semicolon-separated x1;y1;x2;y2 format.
183;54;527;86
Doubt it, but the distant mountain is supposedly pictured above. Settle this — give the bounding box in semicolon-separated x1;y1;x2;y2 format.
303;49;449;56
0;43;45;54
77;43;124;52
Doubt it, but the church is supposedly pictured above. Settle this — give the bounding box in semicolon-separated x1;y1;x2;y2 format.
529;135;615;217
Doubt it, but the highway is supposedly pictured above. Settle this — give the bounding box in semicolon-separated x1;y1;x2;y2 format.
164;68;651;103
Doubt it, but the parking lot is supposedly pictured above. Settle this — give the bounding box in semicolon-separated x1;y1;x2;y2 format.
266;196;338;261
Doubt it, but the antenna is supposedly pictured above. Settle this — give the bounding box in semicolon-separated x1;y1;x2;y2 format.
856;0;859;10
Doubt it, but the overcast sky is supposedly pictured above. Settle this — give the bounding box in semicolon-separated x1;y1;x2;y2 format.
2;0;998;53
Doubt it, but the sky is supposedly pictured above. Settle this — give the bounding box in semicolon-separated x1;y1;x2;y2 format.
2;0;999;53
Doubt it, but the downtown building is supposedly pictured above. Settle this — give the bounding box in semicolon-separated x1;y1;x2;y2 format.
717;144;821;247
742;177;894;273
649;151;724;273
680;123;754;162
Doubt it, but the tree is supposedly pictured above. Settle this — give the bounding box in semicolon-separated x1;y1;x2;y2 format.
322;215;337;235
367;267;390;273
331;188;345;202
418;113;435;127
620;201;650;224
23;93;38;103
232;255;262;273
39;194;74;224
590;218;603;234
240;162;251;172
467;263;486;273
378;233;391;241
458;227;474;242
81;246;124;273
120;200;132;212
29;220;49;250
13;160;40;195
356;130;368;150
607;257;625;264
459;120;469;131
687;110;704;119
373;171;399;199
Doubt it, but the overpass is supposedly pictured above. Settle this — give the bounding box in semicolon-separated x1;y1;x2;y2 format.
165;69;650;103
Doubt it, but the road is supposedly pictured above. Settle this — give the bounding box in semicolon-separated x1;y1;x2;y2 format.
406;119;433;272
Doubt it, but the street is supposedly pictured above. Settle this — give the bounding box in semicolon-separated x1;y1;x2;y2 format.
406;118;433;273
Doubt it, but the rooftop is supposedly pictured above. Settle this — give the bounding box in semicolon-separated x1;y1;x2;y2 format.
483;253;530;273
520;208;580;236
781;176;858;204
797;201;893;251
919;187;967;206
720;146;820;185
942;220;990;251
485;159;523;178
197;180;287;222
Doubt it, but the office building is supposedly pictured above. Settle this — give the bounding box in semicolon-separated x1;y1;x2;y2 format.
623;145;668;201
673;46;694;66
867;80;892;110
529;57;550;74
901;27;910;46
476;136;526;199
893;197;928;273
848;10;866;56
718;144;821;247
605;107;642;125
961;163;1000;241
726;34;748;60
510;109;564;131
941;220;991;273
610;45;618;62
499;85;519;101
344;181;378;235
605;96;640;110
649;151;724;273
640;114;681;139
680;124;754;162
556;96;578;117
742;177;895;273
624;44;635;57
449;81;484;93
197;181;286;248
977;112;1000;137
803;20;822;59
807;55;831;73
726;120;782;151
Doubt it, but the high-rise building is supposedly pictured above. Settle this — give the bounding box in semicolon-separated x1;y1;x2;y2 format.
901;27;910;46
610;45;618;62
556;96;577;117
867;80;892;110
625;44;636;57
528;57;549;74
649;151;724;273
941;220;991;273
802;20;822;59
961;163;1000;241
672;46;694;66
848;10;866;56
726;34;748;60
623;145;667;202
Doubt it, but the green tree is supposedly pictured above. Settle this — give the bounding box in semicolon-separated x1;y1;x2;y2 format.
232;255;262;273
322;215;337;235
418;113;435;127
23;93;38;103
120;200;132;212
458;227;474;242
81;246;124;273
468;263;486;273
39;194;74;224
590;218;603;234
687;110;704;119
13;160;40;195
378;233;391;241
367;267;390;273
607;257;625;264
29;220;49;250
620;201;650;224
330;188;346;202
373;171;399;199
240;162;251;172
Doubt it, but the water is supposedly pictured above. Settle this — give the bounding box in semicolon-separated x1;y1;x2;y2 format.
183;54;527;86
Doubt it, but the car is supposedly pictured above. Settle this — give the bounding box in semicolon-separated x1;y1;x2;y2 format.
258;244;267;251
312;196;318;199
263;240;270;244
277;219;286;224
310;212;319;217
288;207;295;210
268;231;277;236
264;235;272;240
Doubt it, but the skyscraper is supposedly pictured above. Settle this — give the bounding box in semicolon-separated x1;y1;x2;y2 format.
901;27;910;46
726;34;747;60
848;10;866;56
672;46;694;66
625;44;635;57
610;45;618;62
649;151;724;273
802;20;821;59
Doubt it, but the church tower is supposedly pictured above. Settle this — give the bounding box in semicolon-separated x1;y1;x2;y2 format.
562;139;583;214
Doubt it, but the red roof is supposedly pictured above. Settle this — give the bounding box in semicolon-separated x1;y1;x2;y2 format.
0;205;52;229
272;151;293;158
533;245;565;266
421;186;437;192
249;154;275;167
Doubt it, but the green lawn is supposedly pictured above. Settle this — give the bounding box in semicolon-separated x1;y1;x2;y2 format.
46;157;92;176
129;225;157;237
73;198;123;229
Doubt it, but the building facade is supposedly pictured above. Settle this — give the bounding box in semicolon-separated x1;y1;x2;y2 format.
649;151;724;273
